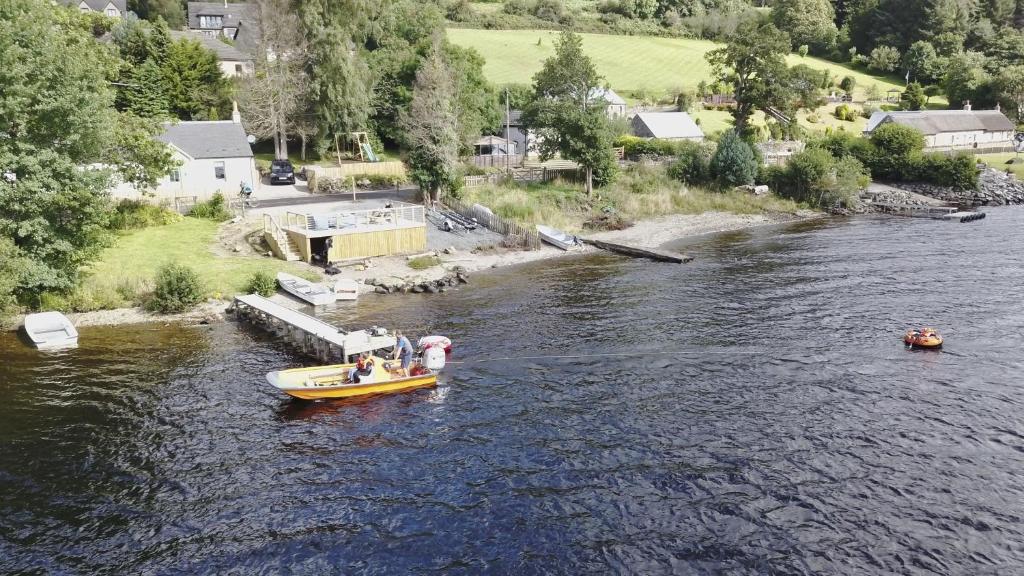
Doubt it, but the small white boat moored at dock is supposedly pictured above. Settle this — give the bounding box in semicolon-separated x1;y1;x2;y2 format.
332;278;359;301
277;272;337;306
536;224;581;251
23;312;78;349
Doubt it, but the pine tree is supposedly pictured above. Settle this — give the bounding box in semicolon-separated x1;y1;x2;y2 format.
118;58;169;118
710;131;758;188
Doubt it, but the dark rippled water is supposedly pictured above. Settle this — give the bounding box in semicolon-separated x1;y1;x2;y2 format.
3;211;1024;574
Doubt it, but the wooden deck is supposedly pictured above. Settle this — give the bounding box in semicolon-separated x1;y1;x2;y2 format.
233;294;395;362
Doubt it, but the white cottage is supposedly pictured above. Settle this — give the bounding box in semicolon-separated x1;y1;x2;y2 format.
864;106;1016;152
589;87;628;119
62;0;126;17
149;113;257;203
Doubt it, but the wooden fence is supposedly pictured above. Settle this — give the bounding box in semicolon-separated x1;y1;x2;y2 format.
306;162;407;192
464;173;507;188
445;198;542;250
468;155;520;169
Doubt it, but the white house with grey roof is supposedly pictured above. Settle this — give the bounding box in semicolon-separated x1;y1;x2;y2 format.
590;87;627;118
61;0;126;18
170;30;253;77
143;110;257;202
864;106;1016;152
631;112;705;141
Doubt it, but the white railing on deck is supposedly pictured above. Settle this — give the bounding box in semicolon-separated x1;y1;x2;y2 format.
282;202;425;233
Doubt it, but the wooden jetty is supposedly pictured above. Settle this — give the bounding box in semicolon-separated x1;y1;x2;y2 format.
580;238;693;263
232;294;395;362
870;202;983;220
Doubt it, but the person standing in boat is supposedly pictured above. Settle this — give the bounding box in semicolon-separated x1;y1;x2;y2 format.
393;330;414;377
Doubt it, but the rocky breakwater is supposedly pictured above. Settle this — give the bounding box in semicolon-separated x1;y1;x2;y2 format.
890;168;1024;207
365;266;469;296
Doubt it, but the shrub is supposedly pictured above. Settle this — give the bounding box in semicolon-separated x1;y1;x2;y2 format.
869;123;924;179
408;255;441;270
868;46;901;72
148;263;204;313
769;149;868;206
914;153;978;189
502;0;530;15
806;113;821;123
710;131;757;188
861;104;879;119
901;82;926;111
108;199;182;231
245;270;276;297
839;76;856;95
667;141;714;186
189;192;232;221
533;0;565;22
834;104;854;121
446;0;474;21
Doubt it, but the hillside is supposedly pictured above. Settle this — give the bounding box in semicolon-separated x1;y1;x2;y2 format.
447;28;905;100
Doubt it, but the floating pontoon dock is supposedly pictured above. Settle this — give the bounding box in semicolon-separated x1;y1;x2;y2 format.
233;294;396;362
580;238;693;263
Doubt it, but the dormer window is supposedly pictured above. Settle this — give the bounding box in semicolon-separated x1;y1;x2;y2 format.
105;7;118;16
199;15;223;28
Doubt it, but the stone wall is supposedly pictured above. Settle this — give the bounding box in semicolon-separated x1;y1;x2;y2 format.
888;168;1024;207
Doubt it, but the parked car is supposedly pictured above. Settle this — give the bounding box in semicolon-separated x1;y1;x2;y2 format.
270;159;296;185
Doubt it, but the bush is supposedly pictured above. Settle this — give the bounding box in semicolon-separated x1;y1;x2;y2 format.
839;75;856;95
861;104;879;119
188;192;232;221
446;0;474;21
108;199;182;231
914;153;978;189
833;104;855;122
806;113;821;123
868;46;901;72
869;123;925;179
533;0;565;22
148;263;204;313
668;141;714;186
502;0;530;15
769;149;868;206
245;270;276;297
710;131;757;188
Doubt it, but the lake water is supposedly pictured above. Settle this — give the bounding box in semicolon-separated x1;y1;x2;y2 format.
2;211;1024;574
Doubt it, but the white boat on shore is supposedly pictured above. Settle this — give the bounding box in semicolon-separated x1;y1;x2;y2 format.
333;278;359;301
23;312;79;349
277;272;337;306
536;224;581;251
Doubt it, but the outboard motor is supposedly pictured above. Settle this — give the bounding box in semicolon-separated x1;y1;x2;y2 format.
423;346;447;370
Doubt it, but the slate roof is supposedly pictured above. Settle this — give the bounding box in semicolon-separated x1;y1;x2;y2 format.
589;87;626;106
169;30;250;61
62;0;127;12
186;2;260;55
158;121;253;159
632;112;704;139
865;110;1015;135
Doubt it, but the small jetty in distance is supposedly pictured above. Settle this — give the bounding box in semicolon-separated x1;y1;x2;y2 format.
870;202;986;222
580;237;693;263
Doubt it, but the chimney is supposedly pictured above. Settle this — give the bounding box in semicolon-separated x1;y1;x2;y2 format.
231;101;241;124
963;100;972;112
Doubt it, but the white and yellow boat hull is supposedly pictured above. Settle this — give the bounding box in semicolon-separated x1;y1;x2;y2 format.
266;357;437;400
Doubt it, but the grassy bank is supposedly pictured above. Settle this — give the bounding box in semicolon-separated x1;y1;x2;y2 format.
459;165;804;233
447;28;905;99
56;218;311;312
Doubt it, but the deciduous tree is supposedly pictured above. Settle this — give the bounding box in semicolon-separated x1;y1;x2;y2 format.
771;0;838;53
706;21;792;138
523;31;617;195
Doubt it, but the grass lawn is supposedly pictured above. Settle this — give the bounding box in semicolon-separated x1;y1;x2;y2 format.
74;218;311;309
447;28;906;100
975;152;1024;179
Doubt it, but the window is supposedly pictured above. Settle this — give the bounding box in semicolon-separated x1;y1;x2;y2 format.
106;7;118;16
235;64;244;75
214;162;225;180
199;15;223;28
170;169;180;183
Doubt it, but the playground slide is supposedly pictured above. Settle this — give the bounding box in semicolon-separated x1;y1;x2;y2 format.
361;143;379;163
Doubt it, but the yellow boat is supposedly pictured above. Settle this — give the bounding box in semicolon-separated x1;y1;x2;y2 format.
266;356;437;400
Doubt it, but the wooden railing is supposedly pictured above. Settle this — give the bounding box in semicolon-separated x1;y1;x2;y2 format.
282;202;425;233
445;198;541;250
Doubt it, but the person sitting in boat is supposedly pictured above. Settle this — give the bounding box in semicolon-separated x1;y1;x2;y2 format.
393;330;414;377
349;354;375;383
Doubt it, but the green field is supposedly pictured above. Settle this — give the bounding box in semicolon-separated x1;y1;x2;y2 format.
447;28;905;99
975;152;1024;180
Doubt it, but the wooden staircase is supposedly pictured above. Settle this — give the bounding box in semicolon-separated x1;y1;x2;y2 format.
263;214;301;261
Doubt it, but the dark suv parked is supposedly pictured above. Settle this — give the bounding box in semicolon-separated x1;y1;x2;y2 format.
270;160;296;185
